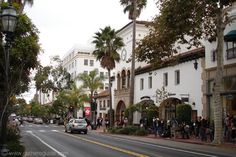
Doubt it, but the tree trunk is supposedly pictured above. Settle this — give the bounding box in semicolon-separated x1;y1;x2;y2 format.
108;69;114;126
212;9;225;144
129;0;137;125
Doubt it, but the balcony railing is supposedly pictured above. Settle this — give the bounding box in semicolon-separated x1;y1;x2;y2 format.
114;88;131;96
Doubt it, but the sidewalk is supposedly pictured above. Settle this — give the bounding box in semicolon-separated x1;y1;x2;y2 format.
92;126;236;149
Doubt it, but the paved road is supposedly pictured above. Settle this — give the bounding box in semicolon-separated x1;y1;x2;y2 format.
19;123;236;157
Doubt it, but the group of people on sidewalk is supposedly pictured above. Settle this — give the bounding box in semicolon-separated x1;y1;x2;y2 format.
224;114;236;142
148;115;236;143
149;116;215;142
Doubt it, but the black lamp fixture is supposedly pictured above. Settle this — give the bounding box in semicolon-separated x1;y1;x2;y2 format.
1;3;17;39
193;59;198;70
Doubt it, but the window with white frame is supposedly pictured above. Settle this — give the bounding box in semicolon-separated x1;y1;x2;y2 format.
90;60;94;66
163;73;168;86
105;83;109;89
105;72;108;78
100;72;104;78
211;49;216;62
84;59;88;65
148;76;152;89
107;100;110;108
175;70;180;85
140;78;144;90
99;101;102;108
103;100;106;108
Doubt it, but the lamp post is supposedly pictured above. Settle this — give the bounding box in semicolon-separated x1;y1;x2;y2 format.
93;91;98;128
0;2;17;153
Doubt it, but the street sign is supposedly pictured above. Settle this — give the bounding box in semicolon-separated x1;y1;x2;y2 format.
84;107;91;117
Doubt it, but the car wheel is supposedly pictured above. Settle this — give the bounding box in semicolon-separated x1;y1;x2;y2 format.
84;131;87;134
69;128;73;134
65;127;67;132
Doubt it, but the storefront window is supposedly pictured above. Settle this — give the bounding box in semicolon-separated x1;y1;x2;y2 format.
223;76;236;91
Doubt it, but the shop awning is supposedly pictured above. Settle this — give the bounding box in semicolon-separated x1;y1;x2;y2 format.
224;30;236;42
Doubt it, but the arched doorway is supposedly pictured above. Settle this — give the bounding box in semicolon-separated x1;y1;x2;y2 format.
116;101;126;124
159;97;182;120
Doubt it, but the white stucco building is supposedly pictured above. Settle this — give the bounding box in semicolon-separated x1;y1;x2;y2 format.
111;21;205;123
62;44;110;91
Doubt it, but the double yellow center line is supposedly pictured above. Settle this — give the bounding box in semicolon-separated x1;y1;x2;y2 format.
61;132;149;157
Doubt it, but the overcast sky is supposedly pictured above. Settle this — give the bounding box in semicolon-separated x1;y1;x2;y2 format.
22;0;158;102
25;0;158;66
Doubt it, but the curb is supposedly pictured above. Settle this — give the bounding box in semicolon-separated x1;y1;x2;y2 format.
94;129;236;149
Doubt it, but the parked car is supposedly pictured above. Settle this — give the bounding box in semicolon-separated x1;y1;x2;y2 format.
27;117;34;123
65;118;88;134
34;118;43;124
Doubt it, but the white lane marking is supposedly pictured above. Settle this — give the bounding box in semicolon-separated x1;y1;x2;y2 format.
51;130;58;132
29;132;66;157
26;130;32;133
100;135;218;157
39;130;46;132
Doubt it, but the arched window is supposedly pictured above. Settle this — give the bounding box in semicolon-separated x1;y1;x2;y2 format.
127;70;130;88
117;73;121;90
122;70;126;89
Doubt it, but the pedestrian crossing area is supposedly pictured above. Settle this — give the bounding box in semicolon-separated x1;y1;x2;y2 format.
20;124;65;134
20;124;61;128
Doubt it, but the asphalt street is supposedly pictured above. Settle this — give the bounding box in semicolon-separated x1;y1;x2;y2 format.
19;123;236;157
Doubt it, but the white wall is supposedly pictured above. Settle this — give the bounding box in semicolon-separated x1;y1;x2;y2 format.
62;45;109;93
134;59;204;116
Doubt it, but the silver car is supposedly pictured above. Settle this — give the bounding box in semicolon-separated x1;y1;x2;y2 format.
65;118;88;134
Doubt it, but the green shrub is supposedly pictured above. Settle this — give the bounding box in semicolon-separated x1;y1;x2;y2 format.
134;128;148;136
176;104;192;124
107;125;148;136
6;140;25;157
7;123;20;141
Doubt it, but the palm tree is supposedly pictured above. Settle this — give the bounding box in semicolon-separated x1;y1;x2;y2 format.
77;69;104;123
77;69;104;103
63;83;86;118
92;26;124;126
120;0;147;20
120;0;147;122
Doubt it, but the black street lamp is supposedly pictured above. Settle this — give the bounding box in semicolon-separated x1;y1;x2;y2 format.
93;91;98;127
0;2;18;153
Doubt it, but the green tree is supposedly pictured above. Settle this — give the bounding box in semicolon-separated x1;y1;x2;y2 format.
120;0;147;124
176;104;192;125
92;26;124;126
31;101;43;117
136;0;236;144
34;56;72;104
77;69;104;122
77;69;104;103
63;83;87;118
14;98;27;116
0;1;40;147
